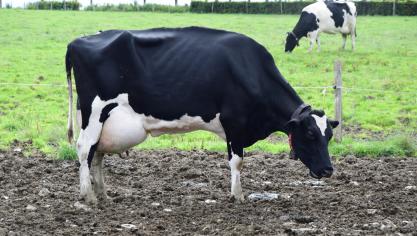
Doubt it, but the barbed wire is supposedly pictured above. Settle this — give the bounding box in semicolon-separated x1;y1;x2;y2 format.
0;82;67;87
0;82;415;95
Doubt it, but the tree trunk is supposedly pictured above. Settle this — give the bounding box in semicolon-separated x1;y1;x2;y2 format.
143;0;146;5
0;0;2;8
175;0;178;6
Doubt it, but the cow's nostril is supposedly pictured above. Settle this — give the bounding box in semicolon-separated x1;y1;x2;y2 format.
322;168;333;178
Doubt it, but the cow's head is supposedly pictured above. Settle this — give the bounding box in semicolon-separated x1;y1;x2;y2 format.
287;106;339;179
285;32;299;53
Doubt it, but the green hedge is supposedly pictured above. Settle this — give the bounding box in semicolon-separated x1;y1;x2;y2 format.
26;1;80;10
84;4;189;13
190;1;417;16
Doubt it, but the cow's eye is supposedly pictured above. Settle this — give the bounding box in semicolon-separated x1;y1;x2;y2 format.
306;130;315;140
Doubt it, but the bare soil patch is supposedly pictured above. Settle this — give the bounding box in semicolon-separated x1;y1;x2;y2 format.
0;149;416;235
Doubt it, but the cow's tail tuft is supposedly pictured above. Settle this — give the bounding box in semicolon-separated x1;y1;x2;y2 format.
66;47;74;144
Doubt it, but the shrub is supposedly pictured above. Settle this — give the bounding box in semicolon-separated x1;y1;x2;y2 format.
85;3;189;13
190;1;417;16
26;1;80;10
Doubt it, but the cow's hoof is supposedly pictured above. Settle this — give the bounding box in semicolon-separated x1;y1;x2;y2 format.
80;192;97;206
86;196;98;205
97;193;108;202
229;194;245;203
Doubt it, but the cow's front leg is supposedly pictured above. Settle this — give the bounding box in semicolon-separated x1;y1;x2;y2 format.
308;31;318;52
227;142;244;202
316;36;321;52
341;34;347;50
351;30;356;51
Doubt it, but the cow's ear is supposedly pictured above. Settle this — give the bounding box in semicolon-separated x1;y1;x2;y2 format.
286;118;299;130
329;120;339;129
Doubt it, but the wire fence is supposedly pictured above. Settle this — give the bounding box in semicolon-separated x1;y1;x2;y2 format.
0;82;415;94
0;71;415;142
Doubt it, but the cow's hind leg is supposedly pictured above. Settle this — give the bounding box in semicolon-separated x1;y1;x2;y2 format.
77;133;100;204
227;142;244;202
91;152;107;200
76;97;110;204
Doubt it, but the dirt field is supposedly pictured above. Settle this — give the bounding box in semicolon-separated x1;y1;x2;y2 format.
0;148;416;236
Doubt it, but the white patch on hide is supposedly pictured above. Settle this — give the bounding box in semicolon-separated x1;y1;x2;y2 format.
143;113;225;139
311;114;327;136
84;93;226;153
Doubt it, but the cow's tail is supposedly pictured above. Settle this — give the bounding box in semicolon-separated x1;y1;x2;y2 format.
66;47;74;144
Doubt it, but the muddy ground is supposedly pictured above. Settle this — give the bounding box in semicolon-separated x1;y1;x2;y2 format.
0;149;416;236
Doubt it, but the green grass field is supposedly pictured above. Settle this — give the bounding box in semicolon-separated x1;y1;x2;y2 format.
0;9;416;158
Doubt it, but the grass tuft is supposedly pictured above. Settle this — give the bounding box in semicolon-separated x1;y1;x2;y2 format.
57;142;77;160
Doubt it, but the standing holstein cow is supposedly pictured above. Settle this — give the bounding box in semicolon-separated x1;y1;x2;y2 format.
66;27;339;204
285;0;357;52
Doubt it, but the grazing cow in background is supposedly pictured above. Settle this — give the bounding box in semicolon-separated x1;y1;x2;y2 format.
285;0;357;52
66;27;339;204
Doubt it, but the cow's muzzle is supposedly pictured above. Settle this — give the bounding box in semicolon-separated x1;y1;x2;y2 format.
310;167;333;179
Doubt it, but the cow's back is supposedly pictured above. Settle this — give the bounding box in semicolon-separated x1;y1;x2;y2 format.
302;1;356;34
67;27;281;126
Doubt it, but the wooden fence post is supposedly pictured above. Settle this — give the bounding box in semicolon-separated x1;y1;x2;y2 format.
334;60;342;143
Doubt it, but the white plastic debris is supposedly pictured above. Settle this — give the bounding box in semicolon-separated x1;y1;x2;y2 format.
26;205;37;211
121;224;137;230
151;202;160;207
248;192;279;201
204;199;217;204
163;208;172;212
73;201;91;211
367;209;377;215
350;181;360;186
405;185;417;190
38;188;51;197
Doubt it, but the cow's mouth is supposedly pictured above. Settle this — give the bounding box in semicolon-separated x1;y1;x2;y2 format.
309;170;322;179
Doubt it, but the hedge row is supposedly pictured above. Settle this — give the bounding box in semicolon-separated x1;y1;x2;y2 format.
84;4;189;13
190;1;417;16
26;1;80;10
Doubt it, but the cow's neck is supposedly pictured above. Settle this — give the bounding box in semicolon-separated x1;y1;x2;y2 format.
267;79;304;135
292;27;307;40
291;14;313;39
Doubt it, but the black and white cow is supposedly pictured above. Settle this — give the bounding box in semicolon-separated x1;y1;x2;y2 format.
285;0;357;52
66;27;339;204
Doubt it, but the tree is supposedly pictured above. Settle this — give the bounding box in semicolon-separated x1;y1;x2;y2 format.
143;0;146;4
175;0;178;6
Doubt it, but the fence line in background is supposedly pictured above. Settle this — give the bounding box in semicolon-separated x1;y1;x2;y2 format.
0;82;414;94
334;60;343;143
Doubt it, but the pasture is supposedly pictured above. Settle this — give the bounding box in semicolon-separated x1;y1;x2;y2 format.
0;9;416;235
0;10;416;157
